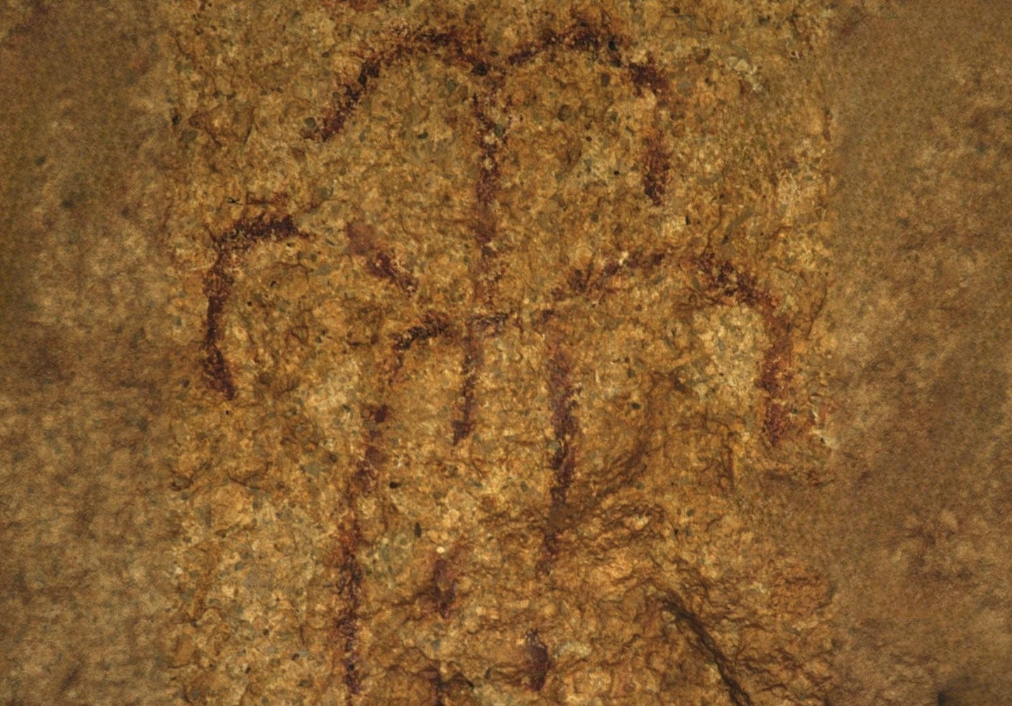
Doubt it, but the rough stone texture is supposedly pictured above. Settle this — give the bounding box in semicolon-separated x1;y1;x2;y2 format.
2;1;1012;705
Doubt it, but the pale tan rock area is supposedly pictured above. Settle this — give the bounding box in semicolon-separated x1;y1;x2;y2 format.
2;1;1011;704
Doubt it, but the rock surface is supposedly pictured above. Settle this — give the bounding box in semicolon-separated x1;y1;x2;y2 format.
2;1;1011;704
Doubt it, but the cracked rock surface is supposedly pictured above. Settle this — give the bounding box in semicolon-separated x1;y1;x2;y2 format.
2;1;1012;705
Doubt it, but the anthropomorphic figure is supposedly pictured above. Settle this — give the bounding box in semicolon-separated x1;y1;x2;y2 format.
172;15;834;706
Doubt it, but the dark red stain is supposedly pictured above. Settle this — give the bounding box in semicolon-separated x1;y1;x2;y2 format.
695;252;794;446
627;59;670;96
318;55;380;141
393;312;451;354
333;403;392;699
471;95;504;261
431;669;448;706
452;312;507;445
205;20;679;399
202;215;307;400
506;19;612;67
643;128;672;207
556;249;668;301
345;220;419;294
312;19;673;211
444;88;510;446
369;250;417;294
430;557;458;620
334;516;364;698
452;329;482;446
524;630;550;691
313;27;483;142
540;342;578;568
353;403;389;492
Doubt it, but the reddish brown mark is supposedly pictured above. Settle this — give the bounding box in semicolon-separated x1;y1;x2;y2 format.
557;249;667;300
643;129;673;207
202;215;307;400
430;557;458;620
345;221;419;294
334;517;365;697
539;343;579;569
695;252;795;446
312;18;673;213
393;312;451;354
524;630;551;692
452;313;507;445
353;403;389;492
